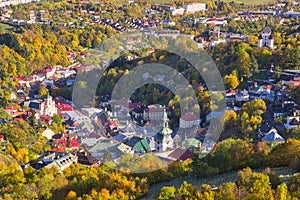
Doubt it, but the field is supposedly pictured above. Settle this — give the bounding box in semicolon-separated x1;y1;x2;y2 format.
0;23;14;33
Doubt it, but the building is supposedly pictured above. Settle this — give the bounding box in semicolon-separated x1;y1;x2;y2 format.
21;93;57;118
262;130;285;143
180;112;201;129
283;10;300;18
34;152;78;173
143;105;171;121
285;115;300;129
43;93;57;117
123;136;151;154
154;107;174;152
257;24;274;48
235;90;250;102
183;3;206;13
0;0;36;7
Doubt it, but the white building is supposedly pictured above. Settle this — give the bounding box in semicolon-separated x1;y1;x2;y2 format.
180;112;201;129
172;8;185;16
258;25;274;48
43;94;57;117
235;90;250;102
143;105;171;121
0;0;35;7
155;108;174;152
183;3;206;13
285;115;300;129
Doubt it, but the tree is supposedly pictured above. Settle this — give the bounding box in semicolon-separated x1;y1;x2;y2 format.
215;182;238;200
65;191;77;200
289;86;300;104
224;71;239;89
224;110;237;130
236;168;274;200
157;186;176;200
39;85;48;99
241;99;266;117
52;114;62;127
275;183;290;200
236;44;251;79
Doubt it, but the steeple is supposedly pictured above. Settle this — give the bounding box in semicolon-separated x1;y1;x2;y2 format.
163;105;168;128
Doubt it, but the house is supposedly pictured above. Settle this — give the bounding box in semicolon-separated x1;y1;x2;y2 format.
273;107;286;118
172;8;185;16
143;105;171;121
81;107;103;118
80;133;102;147
262;130;285;143
42;128;55;140
76;150;100;166
285;116;300;129
258;123;276;138
56;103;73;115
283;10;300;18
236;90;250;102
183;3;206;13
257;23;274;48
5;105;18;115
21;94;57;118
225;90;236;99
180;112;200;129
168;148;194;161
34;152;78;173
123;136;151;154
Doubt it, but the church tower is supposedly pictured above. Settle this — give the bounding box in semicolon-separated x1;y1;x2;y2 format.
155;106;174;151
257;21;274;49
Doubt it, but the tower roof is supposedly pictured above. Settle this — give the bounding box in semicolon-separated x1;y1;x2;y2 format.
261;26;271;34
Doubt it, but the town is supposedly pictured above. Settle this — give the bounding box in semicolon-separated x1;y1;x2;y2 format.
0;0;300;199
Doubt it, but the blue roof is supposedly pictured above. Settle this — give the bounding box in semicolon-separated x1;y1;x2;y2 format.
113;133;126;142
262;131;285;142
171;131;177;138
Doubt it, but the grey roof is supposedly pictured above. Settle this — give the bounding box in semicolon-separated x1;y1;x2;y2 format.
262;26;271;34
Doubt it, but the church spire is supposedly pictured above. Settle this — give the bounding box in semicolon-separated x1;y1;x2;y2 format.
163;106;168;128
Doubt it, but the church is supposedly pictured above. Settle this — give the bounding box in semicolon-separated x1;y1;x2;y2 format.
154;107;174;152
257;23;274;49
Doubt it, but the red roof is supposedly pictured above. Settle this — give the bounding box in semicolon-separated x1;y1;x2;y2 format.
51;146;65;152
16;76;23;80
56;104;73;111
263;85;273;90
70;138;79;148
225;90;236;94
110;120;118;128
144;106;171;113
41;115;51;122
129;102;143;109
14;118;24;122
168;148;193;161
181;112;199;121
5;105;18;111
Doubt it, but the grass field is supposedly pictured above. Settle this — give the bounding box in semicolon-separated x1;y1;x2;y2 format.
0;23;15;33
